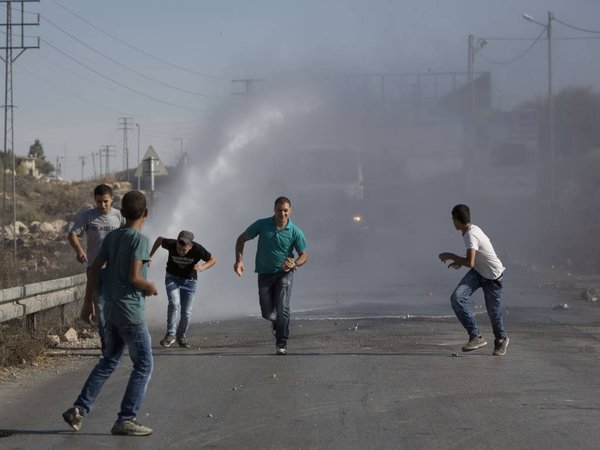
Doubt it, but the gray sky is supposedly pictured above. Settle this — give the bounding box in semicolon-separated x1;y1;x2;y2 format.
4;0;600;179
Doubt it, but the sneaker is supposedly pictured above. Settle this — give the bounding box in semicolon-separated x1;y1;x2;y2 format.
177;336;190;348
276;344;287;355
62;406;83;431
493;337;509;356
160;334;175;348
111;418;153;436
462;335;488;352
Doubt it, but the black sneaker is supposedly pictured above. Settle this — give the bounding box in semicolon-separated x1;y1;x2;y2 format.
493;337;509;356
160;334;175;348
271;321;277;337
462;335;487;352
62;406;83;431
177;336;190;348
276;344;287;355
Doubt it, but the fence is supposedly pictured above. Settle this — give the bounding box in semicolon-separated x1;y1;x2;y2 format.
0;274;86;330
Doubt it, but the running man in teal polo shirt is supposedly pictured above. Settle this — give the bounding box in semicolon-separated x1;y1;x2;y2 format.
234;196;308;355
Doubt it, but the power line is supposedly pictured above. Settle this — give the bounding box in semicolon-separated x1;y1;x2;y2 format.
476;27;545;65
477;15;600;66
18;48;141;104
49;0;227;81
26;50;141;102
480;35;600;41
41;38;206;112
40;13;222;98
554;17;600;34
9;25;600;43
16;63;133;115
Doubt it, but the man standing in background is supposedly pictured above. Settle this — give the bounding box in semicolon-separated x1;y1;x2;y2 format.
68;184;124;349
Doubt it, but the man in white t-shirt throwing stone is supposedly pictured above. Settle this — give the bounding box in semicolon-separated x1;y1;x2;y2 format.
438;204;509;356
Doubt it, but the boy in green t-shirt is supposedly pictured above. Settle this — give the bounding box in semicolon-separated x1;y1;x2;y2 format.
62;191;158;436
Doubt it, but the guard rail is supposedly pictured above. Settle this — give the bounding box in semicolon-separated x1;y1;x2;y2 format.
0;273;86;324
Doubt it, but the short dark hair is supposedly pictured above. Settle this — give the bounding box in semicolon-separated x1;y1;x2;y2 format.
121;191;147;220
274;196;291;207
93;184;113;197
451;204;470;225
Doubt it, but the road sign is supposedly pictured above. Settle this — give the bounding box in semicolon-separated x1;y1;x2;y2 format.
134;145;168;177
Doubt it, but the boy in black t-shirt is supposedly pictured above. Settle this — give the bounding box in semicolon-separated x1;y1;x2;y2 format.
149;230;216;348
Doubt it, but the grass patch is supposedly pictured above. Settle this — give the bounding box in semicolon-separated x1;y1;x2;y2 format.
0;177;98;288
0;241;84;288
0;322;47;368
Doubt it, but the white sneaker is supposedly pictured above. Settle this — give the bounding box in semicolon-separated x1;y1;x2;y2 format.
276;344;287;355
462;336;487;352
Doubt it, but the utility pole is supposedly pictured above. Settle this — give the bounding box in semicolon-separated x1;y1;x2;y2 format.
55;155;63;180
173;137;183;165
147;156;156;205
100;144;116;178
118;117;133;183
522;11;555;202
91;152;96;179
231;78;264;95
79;155;86;181
135;123;140;189
97;149;102;178
0;0;39;259
547;11;555;203
467;34;486;112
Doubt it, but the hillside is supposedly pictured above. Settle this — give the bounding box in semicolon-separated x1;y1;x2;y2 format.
0;176;130;288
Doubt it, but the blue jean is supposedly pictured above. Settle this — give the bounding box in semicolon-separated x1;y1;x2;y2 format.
74;322;153;422
450;269;506;340
258;271;294;345
165;275;197;337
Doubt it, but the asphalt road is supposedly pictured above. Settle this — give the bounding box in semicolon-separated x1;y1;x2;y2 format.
1;281;600;450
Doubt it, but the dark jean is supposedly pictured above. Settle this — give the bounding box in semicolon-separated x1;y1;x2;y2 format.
74;322;153;422
450;269;506;340
165;274;197;337
87;266;106;351
258;271;294;346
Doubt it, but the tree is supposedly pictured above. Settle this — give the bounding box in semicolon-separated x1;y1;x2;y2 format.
27;139;54;174
36;159;55;176
28;139;45;160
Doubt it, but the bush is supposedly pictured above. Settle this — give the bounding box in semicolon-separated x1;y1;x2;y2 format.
0;322;47;367
15;178;92;221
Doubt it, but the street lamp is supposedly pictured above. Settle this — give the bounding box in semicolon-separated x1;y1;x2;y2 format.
135;123;140;190
523;11;555;202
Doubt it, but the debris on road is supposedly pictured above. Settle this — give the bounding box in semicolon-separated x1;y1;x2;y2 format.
63;328;78;342
581;288;599;303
